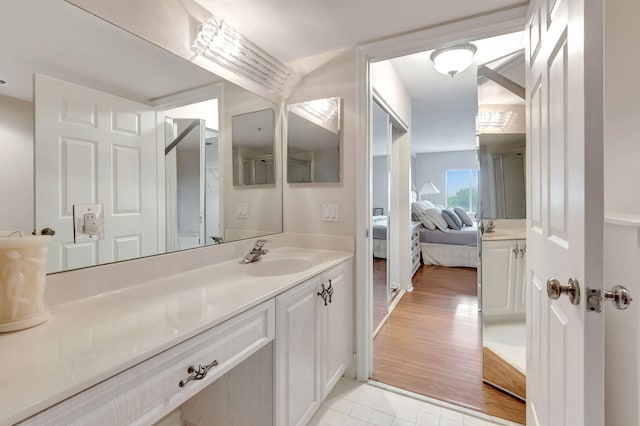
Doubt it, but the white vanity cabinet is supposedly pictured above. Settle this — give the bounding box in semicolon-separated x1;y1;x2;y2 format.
482;239;526;318
18;300;275;426
275;259;354;426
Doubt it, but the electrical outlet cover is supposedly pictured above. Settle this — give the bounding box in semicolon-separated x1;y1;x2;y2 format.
73;204;105;243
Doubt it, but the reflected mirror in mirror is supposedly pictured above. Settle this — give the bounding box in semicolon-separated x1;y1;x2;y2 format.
287;97;341;183
232;109;275;186
1;0;283;273
478;134;525;220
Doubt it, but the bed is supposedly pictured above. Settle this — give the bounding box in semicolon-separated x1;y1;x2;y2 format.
419;223;478;268
372;215;388;258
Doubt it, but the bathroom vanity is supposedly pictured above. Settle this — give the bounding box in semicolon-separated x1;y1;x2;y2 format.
480;223;526;400
0;243;354;426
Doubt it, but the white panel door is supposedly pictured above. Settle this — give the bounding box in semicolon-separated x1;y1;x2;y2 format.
526;0;604;424
35;75;158;272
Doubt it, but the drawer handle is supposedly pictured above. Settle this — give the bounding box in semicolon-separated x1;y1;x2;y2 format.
317;280;334;306
178;359;219;388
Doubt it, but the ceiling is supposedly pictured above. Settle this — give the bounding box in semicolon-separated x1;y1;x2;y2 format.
388;31;525;154
193;0;527;63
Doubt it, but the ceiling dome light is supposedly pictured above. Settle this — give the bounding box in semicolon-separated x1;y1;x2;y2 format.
430;43;477;77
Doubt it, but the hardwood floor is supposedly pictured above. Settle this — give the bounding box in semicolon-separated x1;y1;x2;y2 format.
372;257;388;332
372;265;526;424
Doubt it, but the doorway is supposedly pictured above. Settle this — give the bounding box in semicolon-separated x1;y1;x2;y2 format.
366;29;527;424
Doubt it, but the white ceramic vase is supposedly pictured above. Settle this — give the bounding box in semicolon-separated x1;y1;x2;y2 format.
0;235;51;332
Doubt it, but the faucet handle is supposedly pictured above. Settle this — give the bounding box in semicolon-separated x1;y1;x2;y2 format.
255;239;268;249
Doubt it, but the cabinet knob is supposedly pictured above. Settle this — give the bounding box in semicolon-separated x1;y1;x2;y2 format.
178;359;219;388
317;281;334;306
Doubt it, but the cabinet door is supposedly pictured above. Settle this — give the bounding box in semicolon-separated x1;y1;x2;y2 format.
320;260;353;400
514;241;527;314
482;240;518;316
275;277;322;426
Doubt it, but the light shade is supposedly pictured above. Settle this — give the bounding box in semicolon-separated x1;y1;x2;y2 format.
420;182;440;200
430;43;477;77
193;16;293;95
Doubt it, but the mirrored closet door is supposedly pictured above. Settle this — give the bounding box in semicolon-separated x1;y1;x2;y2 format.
371;101;391;332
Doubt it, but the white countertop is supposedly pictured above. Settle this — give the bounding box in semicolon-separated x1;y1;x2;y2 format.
481;228;526;241
0;247;352;425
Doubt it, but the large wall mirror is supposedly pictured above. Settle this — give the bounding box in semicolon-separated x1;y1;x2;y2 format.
0;0;283;273
287;97;341;183
477;48;526;402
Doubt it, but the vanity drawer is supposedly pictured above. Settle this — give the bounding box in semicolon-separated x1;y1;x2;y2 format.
20;300;275;426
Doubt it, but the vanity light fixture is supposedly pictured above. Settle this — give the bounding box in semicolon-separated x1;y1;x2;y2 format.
430;43;477;77
192;16;293;96
298;98;340;124
477;111;514;130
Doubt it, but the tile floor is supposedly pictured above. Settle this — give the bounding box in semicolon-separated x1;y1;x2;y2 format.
309;378;522;426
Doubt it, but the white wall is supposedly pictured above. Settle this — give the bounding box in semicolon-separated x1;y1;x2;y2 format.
604;1;640;424
0;95;33;233
414;150;477;206
604;0;640;216
372;156;388;214
370;61;411;126
285;48;357;236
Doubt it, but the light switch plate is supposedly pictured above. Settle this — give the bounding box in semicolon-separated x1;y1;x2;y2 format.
73;204;105;243
236;203;249;219
322;203;339;222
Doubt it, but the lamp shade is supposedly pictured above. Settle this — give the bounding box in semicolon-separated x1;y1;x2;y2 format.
430;43;477;77
419;182;440;201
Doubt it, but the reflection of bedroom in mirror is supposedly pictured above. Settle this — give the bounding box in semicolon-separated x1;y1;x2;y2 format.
368;30;527;424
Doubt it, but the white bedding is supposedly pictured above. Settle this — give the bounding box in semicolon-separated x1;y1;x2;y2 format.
420;242;478;268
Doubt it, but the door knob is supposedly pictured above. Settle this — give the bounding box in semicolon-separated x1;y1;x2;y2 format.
547;277;580;305
33;228;55;236
586;285;633;312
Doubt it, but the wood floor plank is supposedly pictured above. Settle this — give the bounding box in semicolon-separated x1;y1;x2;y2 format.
372;265;526;424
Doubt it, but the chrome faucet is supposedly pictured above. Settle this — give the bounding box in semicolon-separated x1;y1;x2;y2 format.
242;239;269;263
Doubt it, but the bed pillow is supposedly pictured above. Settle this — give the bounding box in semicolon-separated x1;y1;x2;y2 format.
425;208;449;232
443;208;463;230
453;207;474;226
411;202;436;230
417;200;435;209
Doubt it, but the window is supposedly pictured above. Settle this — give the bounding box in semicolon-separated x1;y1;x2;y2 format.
446;169;478;212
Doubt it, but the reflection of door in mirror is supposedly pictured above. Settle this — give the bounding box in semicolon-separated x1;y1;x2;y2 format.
35;75;159;273
163;98;222;251
165;118;205;252
287;97;341;183
232;109;275;186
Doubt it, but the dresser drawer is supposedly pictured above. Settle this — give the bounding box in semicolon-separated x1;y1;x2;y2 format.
20;300;275;426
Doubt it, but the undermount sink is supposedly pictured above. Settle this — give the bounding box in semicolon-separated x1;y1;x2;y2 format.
244;257;315;277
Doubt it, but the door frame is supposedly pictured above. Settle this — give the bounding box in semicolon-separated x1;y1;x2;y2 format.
354;5;528;381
